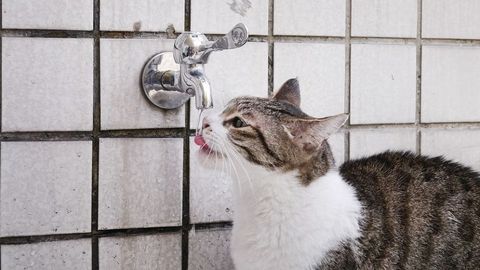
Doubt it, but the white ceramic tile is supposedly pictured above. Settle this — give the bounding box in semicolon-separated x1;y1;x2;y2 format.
190;42;268;126
0;142;92;236
100;0;184;32
1;239;91;270
421;46;480;123
190;138;233;223
274;0;345;36
423;0;480;39
2;38;93;131
99;233;181;270
352;0;417;38
350;44;416;124
191;0;268;35
98;138;183;229
101;39;184;130
2;0;92;30
350;128;417;159
274;42;345;117
329;132;345;165
422;129;480;172
189;228;234;270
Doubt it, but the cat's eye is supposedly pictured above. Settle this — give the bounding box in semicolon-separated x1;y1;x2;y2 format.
231;117;248;128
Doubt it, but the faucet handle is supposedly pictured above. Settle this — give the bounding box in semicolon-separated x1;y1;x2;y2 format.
210;23;249;50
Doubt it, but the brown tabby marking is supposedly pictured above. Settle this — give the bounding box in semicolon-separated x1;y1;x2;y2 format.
218;78;480;269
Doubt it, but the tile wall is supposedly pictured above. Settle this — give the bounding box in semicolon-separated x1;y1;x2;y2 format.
1;0;479;269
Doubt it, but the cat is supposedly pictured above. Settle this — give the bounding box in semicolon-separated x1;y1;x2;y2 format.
195;78;480;270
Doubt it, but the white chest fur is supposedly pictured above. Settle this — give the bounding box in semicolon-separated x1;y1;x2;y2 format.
230;166;362;270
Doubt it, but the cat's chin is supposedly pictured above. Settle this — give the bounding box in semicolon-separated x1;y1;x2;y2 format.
194;148;225;169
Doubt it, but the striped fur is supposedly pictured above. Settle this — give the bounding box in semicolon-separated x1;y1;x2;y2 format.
199;78;480;269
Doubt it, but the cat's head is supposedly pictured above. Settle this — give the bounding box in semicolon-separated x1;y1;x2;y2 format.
197;78;347;179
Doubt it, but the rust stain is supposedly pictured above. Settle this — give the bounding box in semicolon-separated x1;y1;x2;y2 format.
228;0;252;17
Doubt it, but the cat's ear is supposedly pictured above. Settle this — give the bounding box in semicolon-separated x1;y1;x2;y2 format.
283;114;348;153
272;78;301;107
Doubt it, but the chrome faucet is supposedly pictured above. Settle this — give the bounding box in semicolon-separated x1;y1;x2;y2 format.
142;23;249;110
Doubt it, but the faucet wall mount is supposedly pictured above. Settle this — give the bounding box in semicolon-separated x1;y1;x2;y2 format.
142;23;249;110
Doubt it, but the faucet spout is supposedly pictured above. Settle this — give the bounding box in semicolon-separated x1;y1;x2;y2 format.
180;64;213;110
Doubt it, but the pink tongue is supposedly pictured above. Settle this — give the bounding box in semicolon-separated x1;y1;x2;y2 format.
194;134;206;146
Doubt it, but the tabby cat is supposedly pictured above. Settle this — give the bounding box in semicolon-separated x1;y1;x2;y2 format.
195;78;480;270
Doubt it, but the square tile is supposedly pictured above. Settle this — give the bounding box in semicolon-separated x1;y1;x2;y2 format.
422;128;480;172
101;39;184;130
99;233;181;270
423;0;480;39
189;228;234;270
1;239;91;270
98;138;183;229
100;0;184;32
350;128;417;159
274;42;345;117
2;38;93;131
190;137;233;223
329;132;345;165
191;0;268;35
2;0;92;30
350;44;417;124
0;142;92;236
421;46;480;123
190;42;268;127
352;0;417;38
274;0;345;36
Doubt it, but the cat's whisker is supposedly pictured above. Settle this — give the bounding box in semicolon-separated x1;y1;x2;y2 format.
212;134;247;194
219;136;255;195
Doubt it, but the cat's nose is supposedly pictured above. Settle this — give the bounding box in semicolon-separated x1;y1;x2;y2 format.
202;117;211;129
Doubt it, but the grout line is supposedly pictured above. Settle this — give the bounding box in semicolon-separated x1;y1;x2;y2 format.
1;122;479;142
3;28;480;45
0;0;3;266
0;220;233;246
0;128;185;141
0;131;93;141
98;128;185;138
193;221;233;231
92;0;100;269
182;1;192;270
416;0;423;155
267;0;274;96
344;0;352;161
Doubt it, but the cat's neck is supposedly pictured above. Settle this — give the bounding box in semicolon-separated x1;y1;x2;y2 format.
229;162;362;270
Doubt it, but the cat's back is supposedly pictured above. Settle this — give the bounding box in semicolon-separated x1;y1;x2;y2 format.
338;151;480;269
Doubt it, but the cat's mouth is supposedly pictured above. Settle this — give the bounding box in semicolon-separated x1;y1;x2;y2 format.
194;134;216;155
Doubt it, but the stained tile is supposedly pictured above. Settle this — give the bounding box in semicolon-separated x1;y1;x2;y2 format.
422;45;480;123
100;0;184;32
0;142;92;236
423;0;480;39
275;0;345;36
350;128;416;159
1;239;91;270
189;228;234;270
98;138;183;229
101;39;184;130
2;0;92;30
2;38;93;131
350;44;416;124
352;0;417;38
422;128;480;172
190;137;233;223
190;42;268;126
274;42;345;117
191;0;268;35
99;233;181;270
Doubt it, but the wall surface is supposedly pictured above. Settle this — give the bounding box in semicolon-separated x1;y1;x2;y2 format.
1;0;480;269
